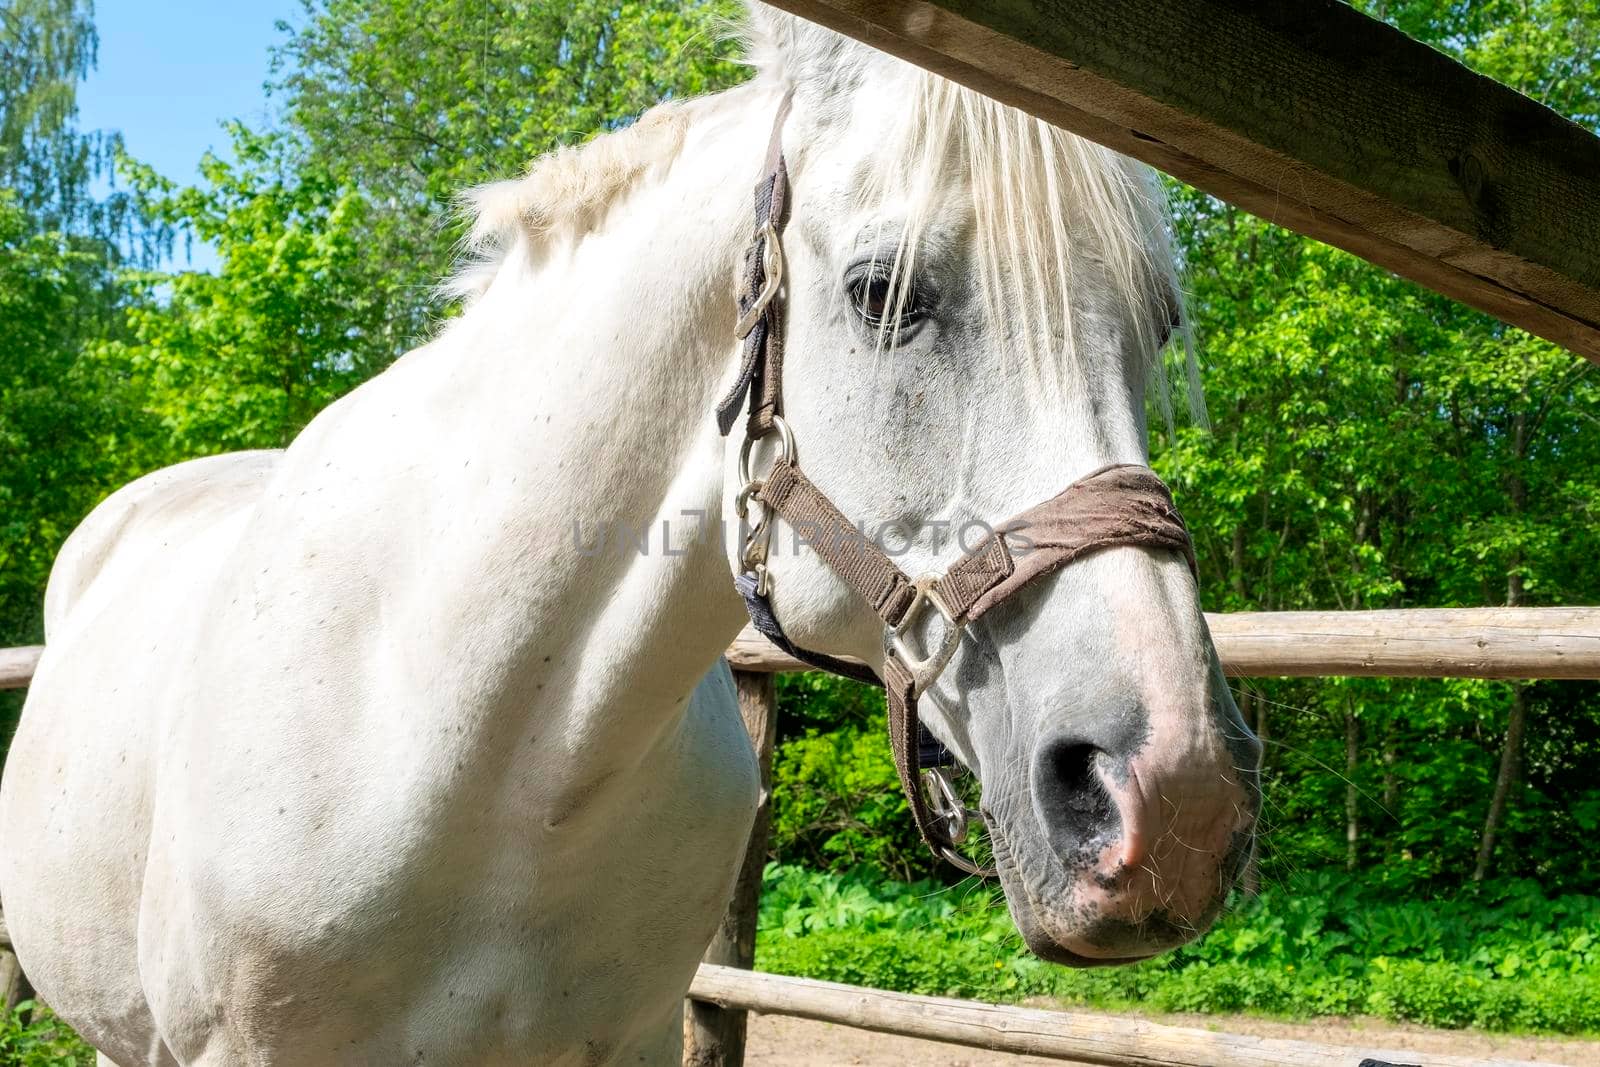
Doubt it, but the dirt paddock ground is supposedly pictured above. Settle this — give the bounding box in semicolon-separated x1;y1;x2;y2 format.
744;1009;1600;1066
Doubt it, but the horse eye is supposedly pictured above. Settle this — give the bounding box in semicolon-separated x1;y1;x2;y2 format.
848;269;927;331
862;276;892;321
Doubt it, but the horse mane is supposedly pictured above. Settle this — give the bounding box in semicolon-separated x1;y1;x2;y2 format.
446;102;691;301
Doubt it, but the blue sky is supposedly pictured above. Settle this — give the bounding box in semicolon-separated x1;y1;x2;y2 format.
77;0;303;270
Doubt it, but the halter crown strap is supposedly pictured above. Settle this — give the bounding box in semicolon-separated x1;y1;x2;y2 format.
718;94;1199;873
716;91;793;438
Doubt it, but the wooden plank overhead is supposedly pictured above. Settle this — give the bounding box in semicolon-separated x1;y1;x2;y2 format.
762;0;1600;365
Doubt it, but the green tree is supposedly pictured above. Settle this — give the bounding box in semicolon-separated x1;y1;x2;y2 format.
1147;0;1600;890
0;193;147;645
107;129;400;454
268;0;746;347
0;0;155;724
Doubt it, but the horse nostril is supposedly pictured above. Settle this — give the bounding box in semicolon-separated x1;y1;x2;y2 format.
1034;739;1118;855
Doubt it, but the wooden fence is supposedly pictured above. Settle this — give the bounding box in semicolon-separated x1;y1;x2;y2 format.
6;608;1599;692
687;963;1545;1067
3;609;1594;1065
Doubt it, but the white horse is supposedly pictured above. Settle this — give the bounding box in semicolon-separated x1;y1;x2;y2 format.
1;9;1259;1065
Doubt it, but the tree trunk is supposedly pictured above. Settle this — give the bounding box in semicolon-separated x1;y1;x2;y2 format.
1345;707;1360;872
1474;405;1530;882
1473;683;1528;882
1381;718;1398;813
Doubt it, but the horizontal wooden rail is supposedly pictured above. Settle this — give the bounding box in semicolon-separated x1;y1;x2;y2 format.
689;963;1535;1067
0;645;41;690
4;607;1598;690
763;0;1600;364
731;607;1600;680
1206;608;1600;679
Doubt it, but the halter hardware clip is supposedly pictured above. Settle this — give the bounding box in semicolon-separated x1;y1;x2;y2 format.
884;577;964;698
735;220;784;339
924;768;996;876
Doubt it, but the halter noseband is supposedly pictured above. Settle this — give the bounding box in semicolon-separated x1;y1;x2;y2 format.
715;93;1198;876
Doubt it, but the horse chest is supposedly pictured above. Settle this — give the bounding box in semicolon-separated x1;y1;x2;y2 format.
141;664;756;1065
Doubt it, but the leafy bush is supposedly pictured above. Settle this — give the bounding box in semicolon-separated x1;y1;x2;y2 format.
0;1002;95;1066
767;721;932;880
755;864;1600;1035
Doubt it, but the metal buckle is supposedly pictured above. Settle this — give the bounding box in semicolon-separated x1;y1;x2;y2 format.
734;219;784;339
883;577;963;697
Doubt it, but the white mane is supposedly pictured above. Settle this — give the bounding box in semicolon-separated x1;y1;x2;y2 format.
446;102;691;300
861;74;1200;421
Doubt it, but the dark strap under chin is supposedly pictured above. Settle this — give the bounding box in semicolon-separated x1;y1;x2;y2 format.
735;571;880;687
735;571;956;771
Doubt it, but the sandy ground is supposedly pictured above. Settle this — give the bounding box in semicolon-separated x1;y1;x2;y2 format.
744;1010;1600;1066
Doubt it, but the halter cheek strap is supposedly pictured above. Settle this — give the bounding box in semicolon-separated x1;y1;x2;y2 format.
717;94;1198;875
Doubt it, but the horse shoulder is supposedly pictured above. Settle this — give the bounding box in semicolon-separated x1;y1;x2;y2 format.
43;450;282;639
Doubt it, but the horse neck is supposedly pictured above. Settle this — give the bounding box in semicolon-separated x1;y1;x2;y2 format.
430;88;773;755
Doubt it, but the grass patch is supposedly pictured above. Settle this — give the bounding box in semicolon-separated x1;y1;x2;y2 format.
754;864;1600;1035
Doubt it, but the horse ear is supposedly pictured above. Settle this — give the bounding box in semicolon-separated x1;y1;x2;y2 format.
744;2;873;101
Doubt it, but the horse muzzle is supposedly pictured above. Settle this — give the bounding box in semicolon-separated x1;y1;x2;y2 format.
985;710;1261;966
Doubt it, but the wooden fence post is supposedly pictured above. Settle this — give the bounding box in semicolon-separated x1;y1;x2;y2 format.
0;912;32;1013
684;669;777;1067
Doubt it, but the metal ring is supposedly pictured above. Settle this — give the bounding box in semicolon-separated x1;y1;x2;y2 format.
923;767;971;844
737;415;796;487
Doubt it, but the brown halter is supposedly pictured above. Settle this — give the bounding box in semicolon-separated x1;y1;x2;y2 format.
716;94;1198;875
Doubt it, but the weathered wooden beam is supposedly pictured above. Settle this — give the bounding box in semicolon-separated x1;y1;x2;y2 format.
684;671;779;1066
689;964;1534;1067
762;0;1600;364
731;608;1600;680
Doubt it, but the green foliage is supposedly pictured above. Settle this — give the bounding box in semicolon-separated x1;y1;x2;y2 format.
105;128;403;454
775;669;885;734
0;1002;95;1066
0;0;163;742
768;714;936;881
756;865;1600;1033
0;193;141;644
268;0;748;345
0;0;137;240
